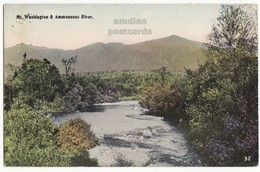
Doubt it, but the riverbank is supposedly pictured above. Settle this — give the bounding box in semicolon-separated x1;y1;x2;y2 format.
52;101;201;166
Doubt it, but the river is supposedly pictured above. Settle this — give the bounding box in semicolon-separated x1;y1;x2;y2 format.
52;101;202;167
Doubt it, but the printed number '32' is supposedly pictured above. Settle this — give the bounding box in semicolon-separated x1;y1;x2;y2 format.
244;156;251;162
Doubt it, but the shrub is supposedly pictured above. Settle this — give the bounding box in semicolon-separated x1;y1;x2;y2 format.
4;103;56;150
70;151;98;166
4;102;72;166
63;84;84;111
57;118;98;153
140;83;182;120
95;82;120;103
4;102;99;166
183;5;258;166
4;144;74;166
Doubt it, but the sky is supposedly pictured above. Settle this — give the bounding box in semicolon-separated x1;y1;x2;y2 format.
4;4;222;50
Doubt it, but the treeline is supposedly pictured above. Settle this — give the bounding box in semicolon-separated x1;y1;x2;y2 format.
4;57;100;165
4;55;182;166
4;4;258;167
140;5;258;166
4;62;182;112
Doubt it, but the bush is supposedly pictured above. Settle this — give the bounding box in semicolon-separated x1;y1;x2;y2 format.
184;50;258;166
4;103;56;150
57;118;98;153
70;151;98;166
32;95;67;113
4;144;74;166
4;102;72;166
140;83;182;120
4;102;99;166
63;84;84;111
95;82;120;103
183;5;258;166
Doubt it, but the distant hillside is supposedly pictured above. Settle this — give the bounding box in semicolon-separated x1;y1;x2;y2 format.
4;35;204;75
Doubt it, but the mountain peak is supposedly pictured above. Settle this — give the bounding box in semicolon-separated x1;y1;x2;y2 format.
15;43;43;48
107;42;124;46
168;34;181;38
164;34;191;41
15;43;31;47
5;34;203;73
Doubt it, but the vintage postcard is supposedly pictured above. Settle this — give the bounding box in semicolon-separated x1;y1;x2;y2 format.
3;4;258;167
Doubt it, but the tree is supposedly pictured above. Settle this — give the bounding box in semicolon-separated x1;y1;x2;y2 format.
9;58;64;107
61;56;78;95
4;103;98;166
63;83;84;111
158;67;170;84
140;83;182;120
185;5;258;166
62;56;77;78
208;5;257;52
4;64;19;110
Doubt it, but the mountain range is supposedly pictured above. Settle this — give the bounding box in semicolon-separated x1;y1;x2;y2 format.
4;35;204;74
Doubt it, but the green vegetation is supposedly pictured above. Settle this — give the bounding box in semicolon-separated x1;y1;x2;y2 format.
3;57;99;166
183;5;258;166
3;4;257;167
60;67;184;110
4;57;64;111
140;5;258;166
140;83;182;120
4;53;184;113
4;102;73;166
57;118;99;166
3;53;182;166
58;118;98;153
4;101;98;166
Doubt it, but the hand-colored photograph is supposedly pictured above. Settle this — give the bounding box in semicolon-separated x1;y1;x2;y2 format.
3;4;258;167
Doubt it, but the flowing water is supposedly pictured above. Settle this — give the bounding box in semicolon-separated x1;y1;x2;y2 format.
52;101;202;167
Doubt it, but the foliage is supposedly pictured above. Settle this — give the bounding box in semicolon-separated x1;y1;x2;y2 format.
4;5;258;166
75;68;184;104
32;95;67;113
183;5;258;166
5;55;156;112
95;81;120;103
70;151;98;166
75;74;97;104
4;102;98;166
4;144;74;167
4;58;64;109
140;83;183;120
62;56;77;78
63;83;85;111
4;102;55;149
4;102;72;166
208;5;257;52
58;118;99;153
